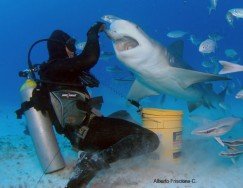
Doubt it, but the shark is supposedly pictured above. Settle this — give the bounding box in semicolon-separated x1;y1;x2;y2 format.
191;116;242;146
222;138;243;149
102;15;229;112
219;149;243;164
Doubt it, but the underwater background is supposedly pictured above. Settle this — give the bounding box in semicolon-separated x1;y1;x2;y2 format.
1;0;243;187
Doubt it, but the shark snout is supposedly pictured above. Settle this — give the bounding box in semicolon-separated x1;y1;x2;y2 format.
101;15;121;24
104;29;123;41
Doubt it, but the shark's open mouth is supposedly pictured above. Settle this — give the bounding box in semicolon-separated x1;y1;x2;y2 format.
114;36;139;52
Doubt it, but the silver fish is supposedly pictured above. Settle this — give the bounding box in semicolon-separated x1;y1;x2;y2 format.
199;39;217;54
236;89;243;99
229;9;243;19
226;12;234;26
167;30;188;38
208;0;218;14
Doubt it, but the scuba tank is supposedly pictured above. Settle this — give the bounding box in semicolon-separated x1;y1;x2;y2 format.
20;79;65;173
17;38;101;174
16;39;68;174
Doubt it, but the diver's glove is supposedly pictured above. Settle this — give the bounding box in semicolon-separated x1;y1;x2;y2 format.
87;21;106;36
30;86;50;113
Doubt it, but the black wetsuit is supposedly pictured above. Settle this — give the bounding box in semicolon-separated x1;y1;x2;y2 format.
39;25;159;165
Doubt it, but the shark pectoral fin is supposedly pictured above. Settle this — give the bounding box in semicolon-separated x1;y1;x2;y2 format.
215;137;225;147
170;67;230;89
127;79;159;101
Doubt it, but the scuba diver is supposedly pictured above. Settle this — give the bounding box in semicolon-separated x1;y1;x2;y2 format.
17;21;159;188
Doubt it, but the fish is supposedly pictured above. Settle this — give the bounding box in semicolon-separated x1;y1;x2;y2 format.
218;61;243;74
199;39;217;54
208;0;218;14
229;9;243;19
219;149;243;164
102;15;230;112
191;116;242;146
226;12;234;26
226;9;243;26
188;34;201;46
225;49;238;59
236;89;243;99
167;30;188;39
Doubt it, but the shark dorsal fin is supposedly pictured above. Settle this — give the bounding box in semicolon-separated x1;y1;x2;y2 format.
168;40;184;59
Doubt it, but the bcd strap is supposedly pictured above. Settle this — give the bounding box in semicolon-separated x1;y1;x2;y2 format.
15;100;34;119
88;96;103;105
15;87;49;119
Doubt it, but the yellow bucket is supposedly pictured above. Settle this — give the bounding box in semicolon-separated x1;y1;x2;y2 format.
142;108;183;163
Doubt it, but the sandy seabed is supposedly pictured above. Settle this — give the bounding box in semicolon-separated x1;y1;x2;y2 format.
1;99;243;188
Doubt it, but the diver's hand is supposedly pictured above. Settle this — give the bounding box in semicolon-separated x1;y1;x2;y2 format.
87;21;106;36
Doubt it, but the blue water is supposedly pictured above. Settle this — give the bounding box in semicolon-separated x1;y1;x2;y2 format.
0;0;242;103
1;0;243;187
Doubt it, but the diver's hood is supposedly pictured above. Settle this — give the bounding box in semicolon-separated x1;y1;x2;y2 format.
47;30;72;60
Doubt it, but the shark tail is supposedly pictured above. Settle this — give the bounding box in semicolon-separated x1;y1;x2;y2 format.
219;61;243;74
